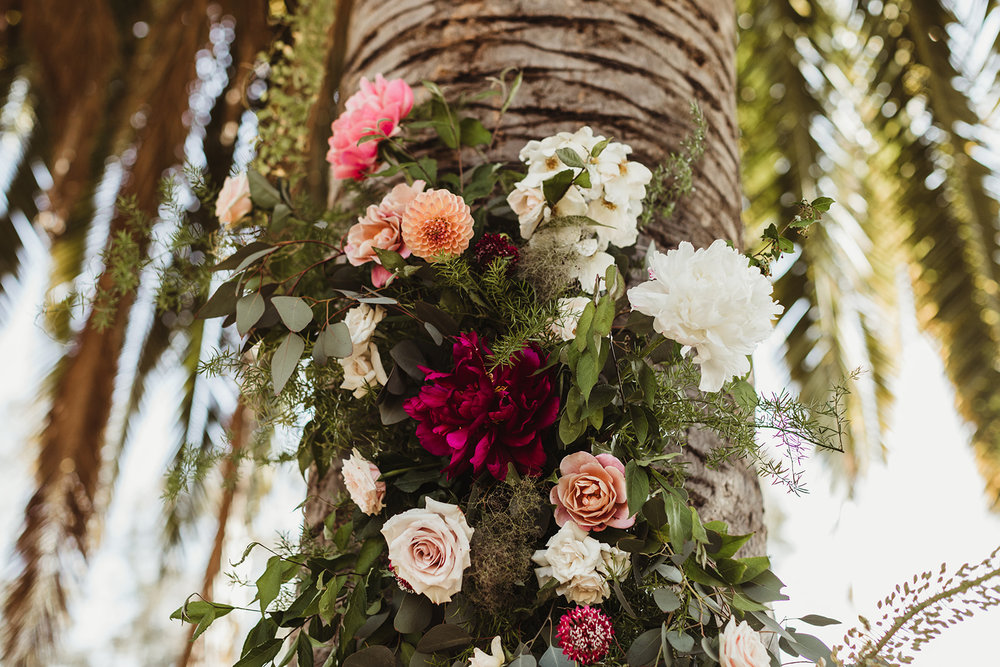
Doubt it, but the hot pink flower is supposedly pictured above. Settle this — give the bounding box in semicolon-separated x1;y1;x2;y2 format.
326;74;414;181
551;451;635;531
403;332;559;480
345;180;425;286
556;606;614;665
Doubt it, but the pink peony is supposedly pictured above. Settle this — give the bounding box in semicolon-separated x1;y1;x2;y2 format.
551;451;635;531
403;332;559;480
345;180;425;286
326;74;414;181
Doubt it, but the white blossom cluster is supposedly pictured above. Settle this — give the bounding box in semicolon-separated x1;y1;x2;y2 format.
338;303;388;397
531;522;631;605
509;127;652;292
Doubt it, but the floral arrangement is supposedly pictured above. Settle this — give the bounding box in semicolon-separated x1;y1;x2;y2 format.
173;74;845;667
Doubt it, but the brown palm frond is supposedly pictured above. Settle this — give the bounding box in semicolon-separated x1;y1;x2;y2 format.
2;2;209;662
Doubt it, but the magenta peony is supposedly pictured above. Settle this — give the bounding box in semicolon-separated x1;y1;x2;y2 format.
403;332;559;480
326;74;414;181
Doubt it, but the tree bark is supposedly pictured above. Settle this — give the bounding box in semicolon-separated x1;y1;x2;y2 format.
308;0;764;558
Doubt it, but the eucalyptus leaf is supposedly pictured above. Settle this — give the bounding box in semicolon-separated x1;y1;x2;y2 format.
343;646;397;667
236;292;266;336
198;277;241;319
507;656;537;667
626;628;662;667
665;630;694;654
416;624;473;653
395;592;433;634
323;321;355;359
247;169;281;209
212;242;274;271
539;645;575;667
271;296;313;332
272;333;305;395
799;614;840;627
653;587;681;612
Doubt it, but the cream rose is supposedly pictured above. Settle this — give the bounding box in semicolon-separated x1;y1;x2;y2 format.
339;342;388;398
720;619;770;667
561;569;611;605
598;543;631;579
468;636;504;667
341;449;386;515
343;303;386;348
380;498;474;604
215;173;252;228
532;522;602;589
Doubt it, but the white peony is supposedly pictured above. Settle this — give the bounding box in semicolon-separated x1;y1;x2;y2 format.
339;342;388;398
343;303;386;347
550;296;592;341
719;619;770;667
627;240;783;392
468;636;505;667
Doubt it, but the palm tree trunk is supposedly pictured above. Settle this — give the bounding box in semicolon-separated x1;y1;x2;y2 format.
306;0;765;558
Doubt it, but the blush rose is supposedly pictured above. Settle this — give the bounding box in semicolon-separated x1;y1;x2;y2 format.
380;498;474;604
719;619;770;667
341;449;386;515
215;173;252;228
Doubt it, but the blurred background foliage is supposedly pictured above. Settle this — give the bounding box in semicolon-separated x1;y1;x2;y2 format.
1;0;1000;664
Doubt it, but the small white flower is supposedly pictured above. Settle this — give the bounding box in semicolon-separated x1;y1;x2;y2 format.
550;296;592;341
598;543;632;579
532;522;610;603
507;183;548;239
627;240;782;392
561;569;611;605
468;636;504;667
339;342;388;398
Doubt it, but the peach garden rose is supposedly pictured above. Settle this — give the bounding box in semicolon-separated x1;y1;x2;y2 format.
551;451;635;531
380;498;474;604
345;181;425;287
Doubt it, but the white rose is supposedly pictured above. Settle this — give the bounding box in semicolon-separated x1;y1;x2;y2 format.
532;522;603;590
550;296;592;342
720;619;770;667
586;197;638;249
215;172;252;228
561;569;611;605
343;303;386;348
339;342;388;398
468;636;504;667
507;183;548;239
598;543;631;579
341;449;386;515
381;498;474;604
627;240;783;392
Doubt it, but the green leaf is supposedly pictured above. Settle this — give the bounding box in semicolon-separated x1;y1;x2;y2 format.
340;578;368;655
665;630;694;654
373;247;407;272
736;557;770;583
710;532;753;559
730;379;758;410
255;556;298;613
542;169;575;207
326;321;355;358
574;301;596;352
271;203;291;232
591;138;610;157
652;562;683;583
508;656;537;667
730;591;768;611
555;147;585;168
593;295;615;337
630;404;649;445
344;646;397;667
234;638;283;667
212;242;275;271
652;587;681;612
716;558;748;584
576;350;599;402
271;296;313;332
810;196;834;211
318;574;346;624
247;169;281;209
236;292;266;336
416;623;473;653
539;644;576;667
198;277;241;319
558;411;587;445
395;592;433;634
356;538;385;575
690;507;707;544
626;628;662;667
573;170;591;188
624;460;649;516
799;614;840;627
459;117;492;146
272;333;305;395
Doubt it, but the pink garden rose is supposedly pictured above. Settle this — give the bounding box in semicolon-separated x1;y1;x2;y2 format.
345;180;425;286
341;449;386;515
719;619;770;667
551;451;635;531
326;74;414;180
215;173;252;228
380;498;474;604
